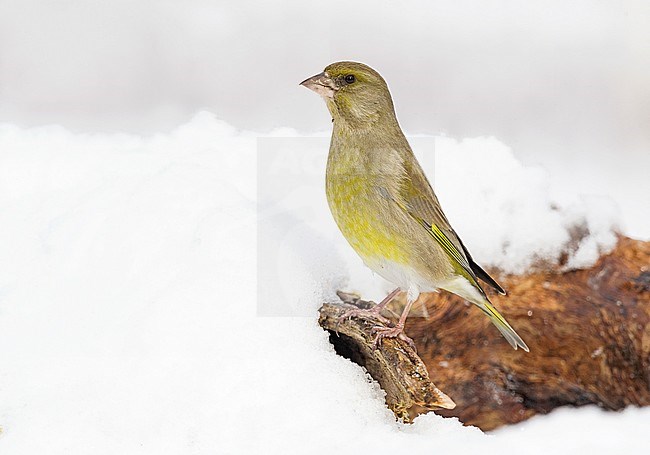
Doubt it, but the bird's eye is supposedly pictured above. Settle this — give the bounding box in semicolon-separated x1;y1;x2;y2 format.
344;74;356;84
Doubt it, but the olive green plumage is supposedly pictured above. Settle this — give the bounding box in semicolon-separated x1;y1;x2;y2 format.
301;61;528;352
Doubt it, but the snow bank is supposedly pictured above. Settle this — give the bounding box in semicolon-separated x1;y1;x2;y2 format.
0;113;645;453
432;136;620;274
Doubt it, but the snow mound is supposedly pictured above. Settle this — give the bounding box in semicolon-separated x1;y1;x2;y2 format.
0;113;641;454
432;136;620;274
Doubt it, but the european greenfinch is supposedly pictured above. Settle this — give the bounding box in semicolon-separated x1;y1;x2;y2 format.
300;61;528;352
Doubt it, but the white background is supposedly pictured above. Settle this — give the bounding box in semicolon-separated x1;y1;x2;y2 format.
0;1;648;453
1;0;648;236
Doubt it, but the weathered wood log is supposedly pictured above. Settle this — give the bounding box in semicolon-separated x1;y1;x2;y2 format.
319;236;650;430
319;292;456;420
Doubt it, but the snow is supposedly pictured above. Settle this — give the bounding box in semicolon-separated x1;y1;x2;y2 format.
432;136;621;274
0;113;647;453
1;1;648;240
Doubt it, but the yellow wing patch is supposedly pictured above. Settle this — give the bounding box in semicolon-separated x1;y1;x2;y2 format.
390;195;481;289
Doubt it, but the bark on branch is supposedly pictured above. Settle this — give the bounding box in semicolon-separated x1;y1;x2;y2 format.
318;292;456;419
318;237;650;430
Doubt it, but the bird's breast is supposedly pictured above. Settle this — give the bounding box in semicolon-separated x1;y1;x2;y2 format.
325;169;410;265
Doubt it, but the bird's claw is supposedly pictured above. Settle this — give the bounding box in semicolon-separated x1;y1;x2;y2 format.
336;306;391;328
334;297;416;352
371;324;417;351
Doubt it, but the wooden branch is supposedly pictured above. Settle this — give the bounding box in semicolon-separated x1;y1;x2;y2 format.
319;236;650;429
318;292;455;420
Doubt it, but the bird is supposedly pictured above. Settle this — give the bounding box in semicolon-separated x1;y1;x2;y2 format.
300;61;529;352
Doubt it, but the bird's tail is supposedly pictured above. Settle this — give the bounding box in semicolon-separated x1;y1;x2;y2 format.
476;300;529;352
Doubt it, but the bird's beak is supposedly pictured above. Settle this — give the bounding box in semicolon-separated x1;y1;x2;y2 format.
299;71;337;99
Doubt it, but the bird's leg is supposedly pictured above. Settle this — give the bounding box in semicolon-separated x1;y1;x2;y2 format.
337;288;401;326
371;298;416;350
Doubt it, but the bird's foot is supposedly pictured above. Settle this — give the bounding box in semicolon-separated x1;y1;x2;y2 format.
336;305;392;327
371;324;416;351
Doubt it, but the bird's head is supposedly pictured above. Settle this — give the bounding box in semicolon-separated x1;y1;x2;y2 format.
300;61;397;129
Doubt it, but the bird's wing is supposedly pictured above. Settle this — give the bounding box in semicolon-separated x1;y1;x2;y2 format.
391;153;506;295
